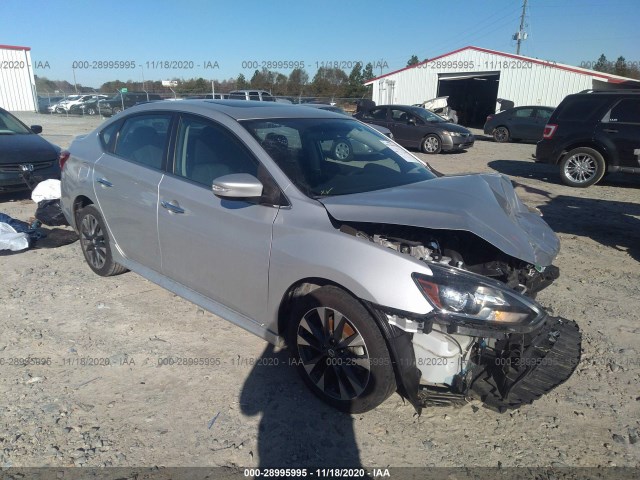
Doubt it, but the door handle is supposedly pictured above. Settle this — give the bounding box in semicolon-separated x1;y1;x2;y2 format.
161;200;185;214
603;128;618;133
96;178;113;187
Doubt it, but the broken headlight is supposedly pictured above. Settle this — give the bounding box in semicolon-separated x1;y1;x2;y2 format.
413;264;544;326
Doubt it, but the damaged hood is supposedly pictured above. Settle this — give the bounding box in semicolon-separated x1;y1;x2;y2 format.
319;173;560;266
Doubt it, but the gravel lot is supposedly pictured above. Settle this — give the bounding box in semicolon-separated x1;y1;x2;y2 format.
1;112;639;472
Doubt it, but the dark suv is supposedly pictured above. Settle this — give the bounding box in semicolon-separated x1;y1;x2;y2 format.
98;92;162;116
535;90;640;187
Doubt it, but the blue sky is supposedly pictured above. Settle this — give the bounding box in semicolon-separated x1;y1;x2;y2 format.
2;0;639;88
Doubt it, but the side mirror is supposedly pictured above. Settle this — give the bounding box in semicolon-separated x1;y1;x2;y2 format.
212;173;263;199
31;125;43;134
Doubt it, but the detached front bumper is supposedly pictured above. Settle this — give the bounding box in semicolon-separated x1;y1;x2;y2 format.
468;315;582;412
374;305;581;414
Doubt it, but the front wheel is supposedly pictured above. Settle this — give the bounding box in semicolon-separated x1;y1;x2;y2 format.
287;286;396;413
421;134;442;154
77;205;128;277
111;106;123;114
86;107;97;115
559;147;606;187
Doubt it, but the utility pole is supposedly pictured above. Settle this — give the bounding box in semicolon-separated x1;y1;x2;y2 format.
514;0;528;55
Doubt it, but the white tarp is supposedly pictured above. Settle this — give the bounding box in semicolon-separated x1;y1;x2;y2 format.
0;222;29;251
31;179;61;203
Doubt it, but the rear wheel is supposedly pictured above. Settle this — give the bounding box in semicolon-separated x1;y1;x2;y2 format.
77;205;128;277
492;126;510;143
559;147;606;187
112;106;123;114
86;107;97;115
331;139;353;161
287;285;396;413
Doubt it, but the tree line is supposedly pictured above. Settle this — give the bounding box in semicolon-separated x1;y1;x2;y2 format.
36;62;377;99
589;54;640;80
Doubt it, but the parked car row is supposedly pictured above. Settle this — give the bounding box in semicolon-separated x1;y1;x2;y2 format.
482;89;640;187
41;92;162;116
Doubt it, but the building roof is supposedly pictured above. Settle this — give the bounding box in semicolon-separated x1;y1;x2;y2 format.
365;46;640;85
0;44;31;51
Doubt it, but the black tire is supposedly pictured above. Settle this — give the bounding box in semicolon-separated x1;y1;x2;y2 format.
492;126;510;143
559;147;606;188
76;205;128;277
86;107;97;115
287;285;396;413
331;139;353;161
112;106;123;114
421;134;442;154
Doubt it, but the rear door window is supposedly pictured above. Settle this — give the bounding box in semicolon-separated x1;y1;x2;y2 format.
535;108;553;120
514;108;534;118
606;99;640;124
114;114;172;170
363;107;387;121
557;98;608;121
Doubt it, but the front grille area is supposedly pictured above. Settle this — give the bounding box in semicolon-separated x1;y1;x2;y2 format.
0;160;56;173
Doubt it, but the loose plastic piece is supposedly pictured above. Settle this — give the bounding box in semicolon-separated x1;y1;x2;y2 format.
31;179;62;202
35;199;69;226
0;222;30;251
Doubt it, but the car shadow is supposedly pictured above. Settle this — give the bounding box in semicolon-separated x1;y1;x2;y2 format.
239;344;366;469
488;159;640;189
539;194;640;261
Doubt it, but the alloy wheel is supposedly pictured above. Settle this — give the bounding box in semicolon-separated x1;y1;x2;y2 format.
80;214;107;269
424;136;440;153
493;127;509;142
564;153;597;184
296;306;371;400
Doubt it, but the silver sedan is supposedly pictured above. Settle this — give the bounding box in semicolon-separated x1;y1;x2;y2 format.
61;100;580;414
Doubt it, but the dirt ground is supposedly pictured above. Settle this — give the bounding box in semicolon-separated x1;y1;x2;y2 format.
1;112;639;472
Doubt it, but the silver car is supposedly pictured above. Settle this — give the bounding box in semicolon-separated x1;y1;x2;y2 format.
61;100;581;414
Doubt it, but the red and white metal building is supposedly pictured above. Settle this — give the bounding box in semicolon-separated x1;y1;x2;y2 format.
365;46;640;126
0;44;37;111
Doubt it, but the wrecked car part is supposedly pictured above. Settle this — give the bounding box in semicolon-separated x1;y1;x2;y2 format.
468;316;581;412
321;173;560;267
338;222;557;298
359;233;579;413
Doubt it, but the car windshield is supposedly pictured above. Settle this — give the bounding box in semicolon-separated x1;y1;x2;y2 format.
412;107;446;123
0;110;32;135
241;118;436;197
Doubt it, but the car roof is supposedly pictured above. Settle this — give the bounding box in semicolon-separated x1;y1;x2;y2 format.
375;105;423;110
122;99;348;120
